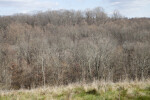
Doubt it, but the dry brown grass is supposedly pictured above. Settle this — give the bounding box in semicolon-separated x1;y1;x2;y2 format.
0;79;150;100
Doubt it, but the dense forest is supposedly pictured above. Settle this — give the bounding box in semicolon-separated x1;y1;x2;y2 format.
0;7;150;89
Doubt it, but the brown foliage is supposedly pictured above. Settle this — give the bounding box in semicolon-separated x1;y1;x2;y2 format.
0;8;150;89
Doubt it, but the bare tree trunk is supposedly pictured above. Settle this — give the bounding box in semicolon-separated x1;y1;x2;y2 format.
42;58;45;88
88;59;92;81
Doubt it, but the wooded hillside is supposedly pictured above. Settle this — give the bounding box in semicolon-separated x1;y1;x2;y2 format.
0;7;150;89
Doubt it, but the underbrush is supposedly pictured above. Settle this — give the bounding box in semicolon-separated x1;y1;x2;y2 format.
0;80;150;100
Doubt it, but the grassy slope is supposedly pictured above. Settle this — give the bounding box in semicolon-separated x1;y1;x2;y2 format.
0;80;150;100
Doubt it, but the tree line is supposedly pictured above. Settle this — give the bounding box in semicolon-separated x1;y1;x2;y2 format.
0;7;150;89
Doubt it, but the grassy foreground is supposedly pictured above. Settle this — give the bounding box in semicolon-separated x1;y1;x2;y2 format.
0;80;150;100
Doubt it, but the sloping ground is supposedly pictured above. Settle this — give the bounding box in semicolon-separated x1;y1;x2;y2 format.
0;80;150;100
